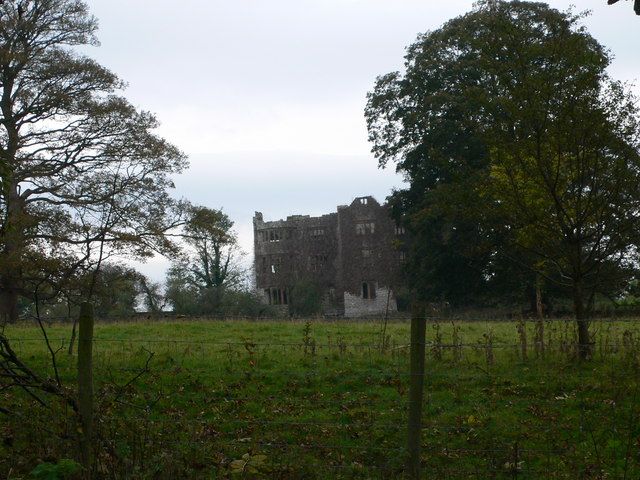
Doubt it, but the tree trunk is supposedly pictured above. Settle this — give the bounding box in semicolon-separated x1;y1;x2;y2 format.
0;289;19;324
0;184;24;324
534;275;544;358
535;279;544;319
69;318;78;355
573;280;592;360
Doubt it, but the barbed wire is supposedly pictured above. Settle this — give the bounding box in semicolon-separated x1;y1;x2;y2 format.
7;337;640;351
8;313;640;324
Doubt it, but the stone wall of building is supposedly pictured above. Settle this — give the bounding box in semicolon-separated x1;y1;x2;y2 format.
253;196;407;317
343;286;397;317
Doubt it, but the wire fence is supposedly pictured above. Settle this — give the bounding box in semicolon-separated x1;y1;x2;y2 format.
13;309;640;324
2;315;640;478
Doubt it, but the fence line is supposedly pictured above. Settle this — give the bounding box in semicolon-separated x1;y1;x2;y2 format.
3;315;640;479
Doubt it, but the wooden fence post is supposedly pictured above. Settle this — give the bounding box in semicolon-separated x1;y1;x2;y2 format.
78;302;94;478
407;301;426;479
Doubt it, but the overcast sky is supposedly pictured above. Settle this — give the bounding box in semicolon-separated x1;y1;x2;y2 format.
82;0;640;281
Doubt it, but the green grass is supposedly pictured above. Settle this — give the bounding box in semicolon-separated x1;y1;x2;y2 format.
2;318;640;478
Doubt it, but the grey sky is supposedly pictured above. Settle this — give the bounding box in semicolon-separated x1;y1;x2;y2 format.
82;0;640;281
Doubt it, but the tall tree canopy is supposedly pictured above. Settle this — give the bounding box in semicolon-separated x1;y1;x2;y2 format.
365;0;640;358
165;205;244;315
0;0;187;322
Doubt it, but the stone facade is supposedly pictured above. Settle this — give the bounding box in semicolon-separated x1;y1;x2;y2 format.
253;196;407;317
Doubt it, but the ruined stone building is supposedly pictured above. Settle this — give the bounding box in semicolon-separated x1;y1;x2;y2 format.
253;196;407;317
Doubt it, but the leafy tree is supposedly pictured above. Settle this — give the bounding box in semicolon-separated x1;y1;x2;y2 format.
365;0;640;358
165;266;274;318
86;264;142;318
607;0;640;16
289;279;323;317
37;262;162;353
185;205;242;291
213;288;276;318
165;205;244;314
0;0;185;418
367;1;535;308
0;0;186;324
137;275;165;314
164;263;200;315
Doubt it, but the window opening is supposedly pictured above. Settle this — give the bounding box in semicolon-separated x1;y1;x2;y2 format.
362;282;376;300
270;257;282;274
267;287;288;305
356;222;375;235
310;254;328;271
269;230;280;242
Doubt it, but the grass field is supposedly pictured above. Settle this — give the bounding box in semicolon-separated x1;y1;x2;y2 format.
2;317;640;479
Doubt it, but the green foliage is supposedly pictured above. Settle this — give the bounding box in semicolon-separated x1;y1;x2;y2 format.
613;279;640;307
30;459;80;480
288;280;323;317
182;205;240;291
366;0;640;319
164;264;201;315
220;289;277;318
165;264;275;318
165;205;252;316
391;286;410;312
35;263;159;320
89;264;141;319
229;453;270;476
302;320;316;356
